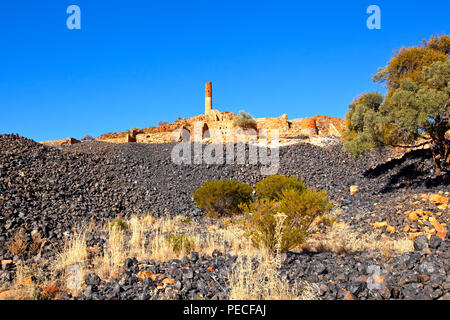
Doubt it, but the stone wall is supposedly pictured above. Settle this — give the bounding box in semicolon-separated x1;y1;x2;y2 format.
40;137;81;147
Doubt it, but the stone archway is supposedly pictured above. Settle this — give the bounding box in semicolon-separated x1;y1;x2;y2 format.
180;127;191;142
202;123;210;140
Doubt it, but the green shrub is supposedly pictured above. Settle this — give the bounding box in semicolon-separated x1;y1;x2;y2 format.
239;188;332;253
255;175;305;200
81;135;94;141
167;233;195;254
193;180;253;218
182;217;192;224
109;217;128;231
234;111;257;130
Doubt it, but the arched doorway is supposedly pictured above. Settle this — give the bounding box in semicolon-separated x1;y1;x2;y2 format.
202;123;210;140
180;127;191;142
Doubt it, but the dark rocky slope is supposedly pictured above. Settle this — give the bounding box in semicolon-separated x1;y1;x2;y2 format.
0;134;448;300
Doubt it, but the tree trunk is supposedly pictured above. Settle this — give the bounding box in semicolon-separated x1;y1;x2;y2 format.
431;137;450;175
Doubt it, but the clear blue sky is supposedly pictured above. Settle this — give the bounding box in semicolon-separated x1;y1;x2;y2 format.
1;1;449;141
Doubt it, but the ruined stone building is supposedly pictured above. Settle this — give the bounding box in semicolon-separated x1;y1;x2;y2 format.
40;82;345;146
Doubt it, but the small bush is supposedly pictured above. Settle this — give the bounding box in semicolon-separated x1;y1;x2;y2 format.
182;217;192;224
109;217;128;231
255;175;305;200
193;180;253;218
7;229;28;256
239;188;332;253
81;135;94;141
158;121;169;127
320;216;336;227
29;232;44;254
234;111;257;130
167;233;195;254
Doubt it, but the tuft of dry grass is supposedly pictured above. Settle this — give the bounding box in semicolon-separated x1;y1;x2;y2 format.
303;222;414;257
98;225;126;279
10;263;41;300
29;232;46;255
229;256;318;300
0;261;52;300
52;230;89;272
229;213;319;300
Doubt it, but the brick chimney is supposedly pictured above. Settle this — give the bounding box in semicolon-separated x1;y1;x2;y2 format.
205;82;212;115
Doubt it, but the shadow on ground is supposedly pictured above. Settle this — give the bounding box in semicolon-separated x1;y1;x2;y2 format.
363;148;449;193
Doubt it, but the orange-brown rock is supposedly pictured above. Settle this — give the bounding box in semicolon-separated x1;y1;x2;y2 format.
0;289;24;300
137;270;159;281
386;225;396;234
409;232;423;240
372;275;384;284
429;194;449;206
344;291;357;300
350;185;359;195
408;211;419;221
373;221;388;229
429;217;447;240
21;275;36;286
40;285;60;300
162;278;175;285
1;260;14;270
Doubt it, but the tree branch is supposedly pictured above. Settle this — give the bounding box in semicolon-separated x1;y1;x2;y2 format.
390;140;431;148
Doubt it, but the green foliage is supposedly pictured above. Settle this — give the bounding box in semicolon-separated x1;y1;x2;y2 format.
239;188;332;253
381;60;450;172
373;34;449;97
234;111;257;130
167;233;195;254
255;175;305;200
320;215;336;227
342;92;387;157
182;217;192;224
193;180;253;217
344;34;450;173
110;217;128;231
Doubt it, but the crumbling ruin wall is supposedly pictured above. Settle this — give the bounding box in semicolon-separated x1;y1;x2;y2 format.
40;137;81;147
39;81;345;146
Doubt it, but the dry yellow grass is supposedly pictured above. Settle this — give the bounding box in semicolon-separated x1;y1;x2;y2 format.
52;230;89;272
51;214;263;287
99;225;126;279
0;261;49;300
146;216;260;261
229;213;318;300
229;256;318;300
303;222;414;257
2;208;418;300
